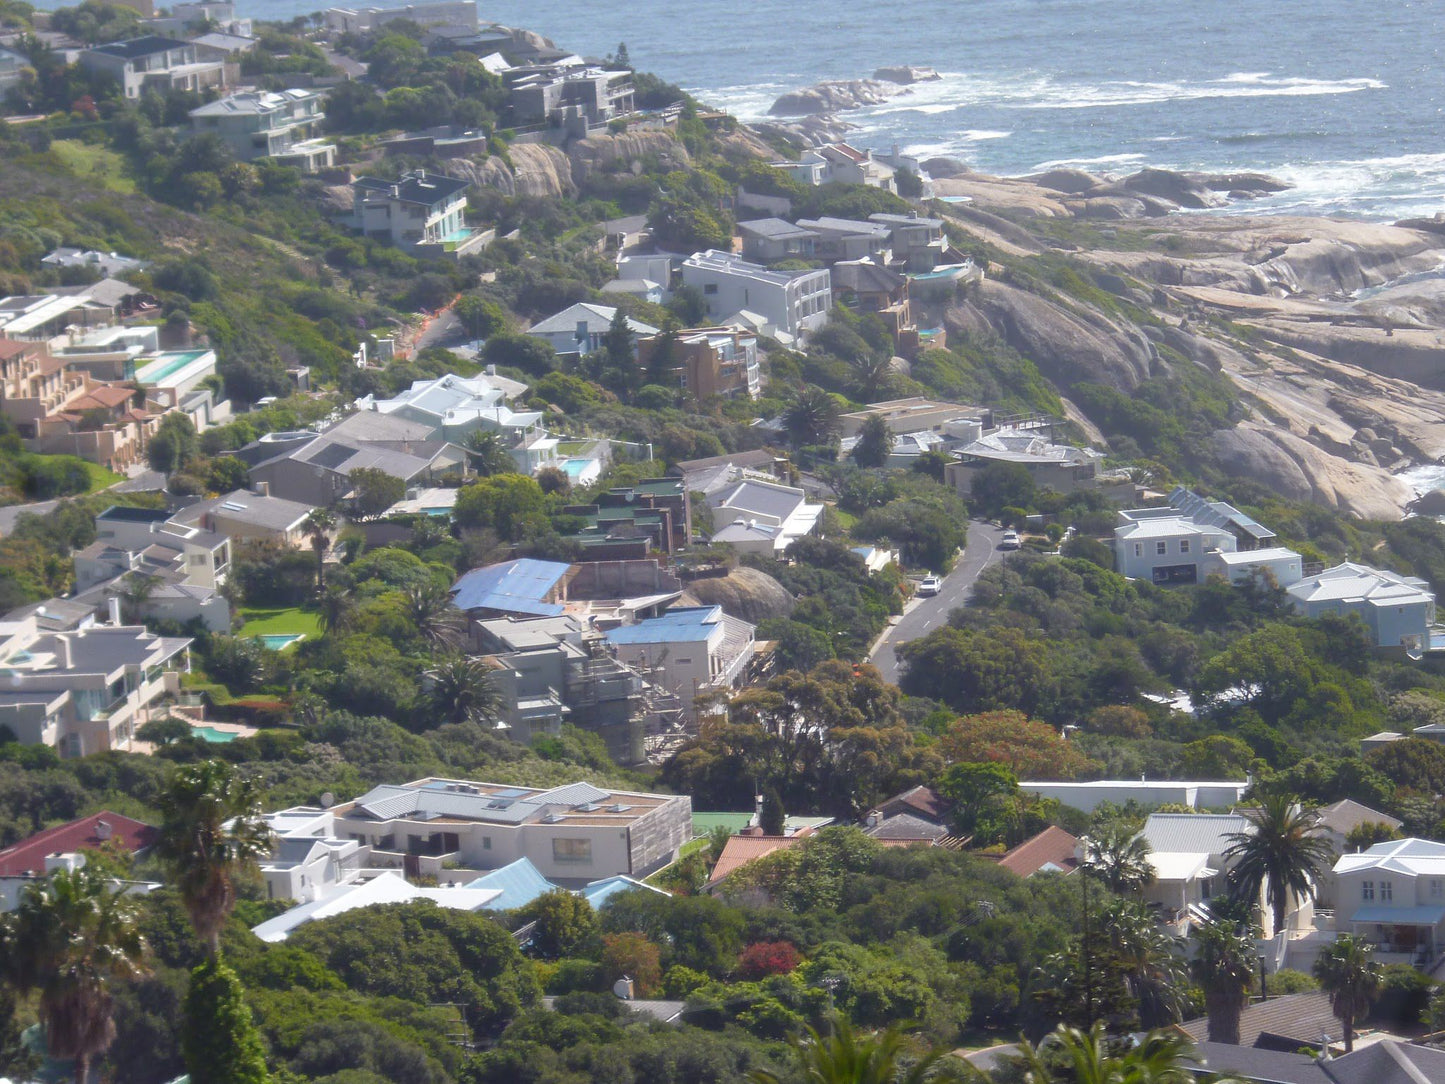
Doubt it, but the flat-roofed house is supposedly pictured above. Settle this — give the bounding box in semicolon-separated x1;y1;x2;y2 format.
737;218;818;262
189;89;336;172
680;250;831;342
79;36;227;99
346;169;492;259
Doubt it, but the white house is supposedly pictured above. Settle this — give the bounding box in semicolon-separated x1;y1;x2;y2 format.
527;302;658;360
79;36;227;99
189;89;336;172
1310;799;1403;909
347;169;491;259
1332;838;1445;966
605;606;756;720
1115;487;1296;587
1018;779;1250;814
322;777;692;883
356;372;541;445
781;143;897;192
251;871;501;942
705;477;824;556
1286;563;1437;651
680;250;831;343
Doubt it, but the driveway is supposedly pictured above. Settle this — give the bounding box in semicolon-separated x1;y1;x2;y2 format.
868;520;1008;685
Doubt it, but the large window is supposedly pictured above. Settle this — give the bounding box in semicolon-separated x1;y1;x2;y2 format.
1156;541;1168;556
1380;880;1392;902
1362;880;1374;901
552;838;592;864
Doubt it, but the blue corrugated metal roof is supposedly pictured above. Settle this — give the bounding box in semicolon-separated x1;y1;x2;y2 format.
466;857;558;911
450;559;569;616
604;606;722;645
581;875;664;909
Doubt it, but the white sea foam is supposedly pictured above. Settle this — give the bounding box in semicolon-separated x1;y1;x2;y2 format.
1011;72;1386;110
1028;152;1147;172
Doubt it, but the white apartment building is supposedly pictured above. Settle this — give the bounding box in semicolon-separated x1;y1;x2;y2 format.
0;613;191;757
324;778;692;883
680;250;831;342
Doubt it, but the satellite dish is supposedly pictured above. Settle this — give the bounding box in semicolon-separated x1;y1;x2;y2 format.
320;792;335;809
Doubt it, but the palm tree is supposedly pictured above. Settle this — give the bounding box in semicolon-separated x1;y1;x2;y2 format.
403;580;465;648
1313;935;1381;1052
316;583;354;636
1189;916;1257;1045
469;430;517;477
748;1016;946;1084
5;865;146;1084
1105;899;1190;1028
781;385;841;448
427;654;502;727
301;508;336;592
115;572;162;624
1007;1023;1227;1084
1224;790;1332;936
154;759;272;958
1081;822;1155;895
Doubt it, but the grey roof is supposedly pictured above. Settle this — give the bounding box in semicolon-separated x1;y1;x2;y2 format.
1320;1041;1445;1084
1139;812;1251;855
865;812;947;840
796;216;891;238
353;171;470;206
1184;1042;1331;1084
868;212;944;229
711;479;805;520
831;260;907;294
88;35;191;60
171;490;314;533
533;782;611;806
345;779;654;827
1181;992;1335;1049
1314;799;1402;838
1170;485;1277;541
737;217;817;241
673;449;777;475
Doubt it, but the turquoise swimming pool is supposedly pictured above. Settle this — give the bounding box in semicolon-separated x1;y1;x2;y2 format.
190;725;237;743
255;633;305;650
136;350;207;384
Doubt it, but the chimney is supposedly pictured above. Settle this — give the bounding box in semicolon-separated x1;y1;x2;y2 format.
254;480;270;496
95;819;113;841
416;168;425;180
56;635;72;668
867;810;882;827
612;976;635;1000
107;596;122;626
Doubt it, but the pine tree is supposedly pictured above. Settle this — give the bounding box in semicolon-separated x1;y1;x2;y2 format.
181;958;269;1084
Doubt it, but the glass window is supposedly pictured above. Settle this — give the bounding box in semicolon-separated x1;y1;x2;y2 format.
1134;543;1142;557
482;837;491;850
1156;541;1168;556
1180;539;1190;554
1362;880;1374;900
553;838;592;864
1381;880;1392;901
1431;879;1443;899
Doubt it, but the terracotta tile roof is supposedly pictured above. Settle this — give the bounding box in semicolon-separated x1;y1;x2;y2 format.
0;811;157;877
874;785;949;824
0;338;35;359
997;825;1080;878
78;385;136;408
707;834;803;884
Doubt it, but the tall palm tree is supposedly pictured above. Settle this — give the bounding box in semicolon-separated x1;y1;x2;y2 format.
154;759;272;958
781;385;841;448
1105;899;1190;1028
427;654;502;727
1224;791;1333;936
301;508;336;592
1313;935;1381;1052
115;572;162;624
5;865;146;1084
1081;822;1155;895
1189;916;1256;1045
1007;1023;1229;1084
748;1016;946;1084
469;430;517;477
403;580;465;648
316;583;354;636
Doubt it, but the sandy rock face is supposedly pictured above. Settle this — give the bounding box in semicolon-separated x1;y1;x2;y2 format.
1210;423;1413;520
680;567;796;625
450;144;574;198
568;130;690;184
949;279;1155;391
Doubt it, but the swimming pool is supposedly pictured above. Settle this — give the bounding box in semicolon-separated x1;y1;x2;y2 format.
190;725;237;743
135;350;208;384
254;633;305;650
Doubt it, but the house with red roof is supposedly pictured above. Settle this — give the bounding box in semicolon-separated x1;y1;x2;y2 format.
0;811;157;909
996;825;1081;879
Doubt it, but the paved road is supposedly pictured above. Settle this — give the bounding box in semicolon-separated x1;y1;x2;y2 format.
868;520;1008;685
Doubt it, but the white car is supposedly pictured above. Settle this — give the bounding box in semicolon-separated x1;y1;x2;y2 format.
999;530;1021;550
917;574;942;597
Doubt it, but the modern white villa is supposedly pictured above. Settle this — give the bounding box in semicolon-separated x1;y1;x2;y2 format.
1115;486;1301;587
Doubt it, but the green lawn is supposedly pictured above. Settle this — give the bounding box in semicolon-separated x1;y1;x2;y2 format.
831;506;858;529
49;140;137;194
238;607;322;637
82;461;125;492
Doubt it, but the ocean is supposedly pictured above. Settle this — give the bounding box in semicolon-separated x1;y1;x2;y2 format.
160;0;1445;220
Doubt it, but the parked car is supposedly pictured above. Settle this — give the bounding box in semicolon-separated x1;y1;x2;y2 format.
1000;530;1021;550
917;574;942;597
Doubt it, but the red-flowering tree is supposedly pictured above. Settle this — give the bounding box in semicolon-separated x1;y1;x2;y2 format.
737;941;801;981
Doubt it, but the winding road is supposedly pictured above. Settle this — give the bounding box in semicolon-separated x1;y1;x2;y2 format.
868;520;1008;686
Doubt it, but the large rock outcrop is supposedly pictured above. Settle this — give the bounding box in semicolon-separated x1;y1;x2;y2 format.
450;143;574;198
769;79;898;116
947;279;1155;391
680;567;795;625
1210;423;1412;520
873;65;941;84
568;129;690;184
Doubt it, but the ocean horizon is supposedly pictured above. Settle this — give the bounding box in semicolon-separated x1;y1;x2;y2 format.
34;0;1445;220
